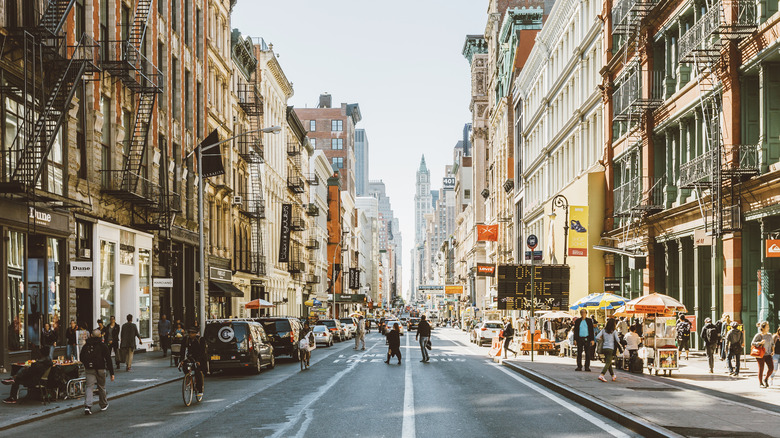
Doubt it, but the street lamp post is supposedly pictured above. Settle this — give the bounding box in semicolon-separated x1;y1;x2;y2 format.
550;194;570;265
192;125;281;332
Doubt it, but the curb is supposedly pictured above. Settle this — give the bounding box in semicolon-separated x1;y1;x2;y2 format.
502;361;683;438
0;374;182;431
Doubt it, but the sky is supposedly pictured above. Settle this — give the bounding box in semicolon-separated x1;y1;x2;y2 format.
232;0;487;298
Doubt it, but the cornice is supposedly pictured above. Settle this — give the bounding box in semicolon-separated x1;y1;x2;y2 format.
266;56;293;99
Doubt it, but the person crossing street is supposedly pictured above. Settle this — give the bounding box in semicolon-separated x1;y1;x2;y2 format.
416;315;431;362
354;316;366;351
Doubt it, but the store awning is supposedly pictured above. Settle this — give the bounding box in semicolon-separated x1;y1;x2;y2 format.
208;280;244;298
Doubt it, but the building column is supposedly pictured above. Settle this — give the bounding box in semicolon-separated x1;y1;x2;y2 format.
644;238;655;294
722;233;743;321
665;131;676;206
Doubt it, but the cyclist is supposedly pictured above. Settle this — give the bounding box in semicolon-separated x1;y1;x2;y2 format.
298;322;315;369
182;327;207;397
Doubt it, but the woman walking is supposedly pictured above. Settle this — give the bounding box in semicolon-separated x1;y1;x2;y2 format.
596;319;622;382
751;321;775;388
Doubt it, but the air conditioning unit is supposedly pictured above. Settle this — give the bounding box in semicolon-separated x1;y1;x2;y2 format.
232;196;243;205
78;248;91;258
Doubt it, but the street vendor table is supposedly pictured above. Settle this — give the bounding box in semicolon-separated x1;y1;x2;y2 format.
11;360;83;400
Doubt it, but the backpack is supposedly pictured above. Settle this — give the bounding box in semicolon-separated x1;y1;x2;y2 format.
703;325;719;345
81;342;103;369
677;320;691;338
504;325;514;338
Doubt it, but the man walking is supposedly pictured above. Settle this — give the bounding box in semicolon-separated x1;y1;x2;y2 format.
385;323;402;365
105;316;120;368
502;319;517;359
417;315;432;362
158;314;172;357
354;316;366;350
701;317;720;373
573;309;595;372
120;314;143;372
726;321;744;376
676;313;692;360
81;329;114;414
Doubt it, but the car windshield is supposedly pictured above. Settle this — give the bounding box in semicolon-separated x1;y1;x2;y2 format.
313;326;328;332
340;319;354;325
386;321;400;327
484;323;502;329
318;321;336;328
260;320;292;334
204;323;248;347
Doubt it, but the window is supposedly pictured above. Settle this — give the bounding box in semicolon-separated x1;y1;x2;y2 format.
100;95;111;187
158;0;165;15
464;189;471;199
158;42;166;110
183;0;191;46
196;8;203;58
99;0;109;60
76;84;87;178
331;157;344;169
310;139;316;148
331;138;343;150
171;0;178;32
100;240;116;321
331;120;343;131
75;0;85;38
185;69;192;130
7;230;25;351
138;249;151;338
171;57;180;118
196;81;203;135
309;120;316;131
121;4;130;41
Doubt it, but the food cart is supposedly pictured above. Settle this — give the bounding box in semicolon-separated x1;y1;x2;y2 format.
622;293;687;376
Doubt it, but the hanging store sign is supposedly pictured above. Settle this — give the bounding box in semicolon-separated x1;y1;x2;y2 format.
418;285;444;290
476;263;495;277
70;261;93;277
694;229;710;247
209;267;232;282
445;285;463;295
279;204;292;263
766;240;780;258
567;206;588;256
603;277;622;292
349;268;360;290
476;224;498;242
153;277;174;288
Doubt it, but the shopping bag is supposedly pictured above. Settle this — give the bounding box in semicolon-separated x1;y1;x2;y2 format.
750;345;765;358
425;339;432;350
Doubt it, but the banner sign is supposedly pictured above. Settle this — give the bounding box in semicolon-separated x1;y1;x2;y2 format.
349;268;360;290
195;129;225;177
279;204;292;263
568;206;588;256
476;224;498;242
476;263;495;277
766;240;780;257
496;264;570;311
418;285;444;290
445;285;463;295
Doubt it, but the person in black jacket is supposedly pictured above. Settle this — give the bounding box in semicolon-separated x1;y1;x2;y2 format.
385;323;402;365
416;316;432;362
65;320;78;361
41;323;58;359
573;309;595;372
81;329;115;414
104;316;121;368
2;350;53;403
183;328;207;395
502;319;517;359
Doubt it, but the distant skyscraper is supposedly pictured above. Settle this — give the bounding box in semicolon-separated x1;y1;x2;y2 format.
355;129;369;196
415;155;433;246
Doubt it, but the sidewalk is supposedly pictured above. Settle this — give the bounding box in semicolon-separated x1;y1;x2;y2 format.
0;352;182;431
502;352;780;437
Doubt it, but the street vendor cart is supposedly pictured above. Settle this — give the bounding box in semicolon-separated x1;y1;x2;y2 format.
622;293;687;376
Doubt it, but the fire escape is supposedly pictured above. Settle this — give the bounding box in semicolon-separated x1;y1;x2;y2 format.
677;0;758;235
0;0;100;196
611;0;665;233
237;82;267;276
286;139;306;276
100;0;169;234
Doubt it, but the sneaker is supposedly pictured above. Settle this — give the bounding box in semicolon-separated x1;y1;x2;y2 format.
384;360;389;364
574;368;582;371
3;397;17;404
612;375;617;382
598;375;607;382
197;393;203;398
100;404;109;411
84;408;92;415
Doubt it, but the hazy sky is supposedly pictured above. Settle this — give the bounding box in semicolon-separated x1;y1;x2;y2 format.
232;0;487;297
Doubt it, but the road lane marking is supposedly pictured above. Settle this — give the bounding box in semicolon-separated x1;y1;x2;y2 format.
494;365;630;438
402;331;415;438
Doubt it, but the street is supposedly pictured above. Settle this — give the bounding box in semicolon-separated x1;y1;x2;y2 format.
5;328;636;438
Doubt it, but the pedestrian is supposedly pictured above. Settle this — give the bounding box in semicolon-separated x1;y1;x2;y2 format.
502;319;517;359
596;318;622;382
625;324;641;360
417;315;432;362
385;323;402;365
2;350;52;404
41;323;57;359
158;314;172;357
700;317;719;373
617;317;629;335
726;321;743;376
770;327;780;387
65;320;78;361
120;314;143;372
676;313;691;360
105;316;120;368
354;316;366;351
751;321;775;388
573;309;595;372
81;329;115;414
719;314;731;360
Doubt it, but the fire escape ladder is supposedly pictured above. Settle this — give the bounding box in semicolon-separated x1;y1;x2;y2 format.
249;157;268;276
11;33;99;188
39;0;77;37
121;92;157;192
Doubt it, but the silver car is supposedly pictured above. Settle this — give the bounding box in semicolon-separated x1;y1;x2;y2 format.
312;325;334;347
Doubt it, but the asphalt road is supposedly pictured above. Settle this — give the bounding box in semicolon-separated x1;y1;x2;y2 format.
6;328;639;437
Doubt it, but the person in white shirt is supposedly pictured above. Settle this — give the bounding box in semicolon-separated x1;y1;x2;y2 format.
625;324;641;358
354;316;366;351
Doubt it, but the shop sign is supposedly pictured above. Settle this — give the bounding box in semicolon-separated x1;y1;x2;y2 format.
476;263;495;277
567;206;588;256
70;261;93;277
694;229;710;247
418;285;444;290
445;285;463;295
603;277;621;292
210;267;232;282
28;207;52;226
250;279;264;286
278;204;292;263
766;240;780;258
153;277;174;288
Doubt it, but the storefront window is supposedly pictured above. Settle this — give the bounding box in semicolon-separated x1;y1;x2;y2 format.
100;240;115;321
120;230;135;265
138;249;151;338
47;238;61;329
46;130;64;195
6;230;25;351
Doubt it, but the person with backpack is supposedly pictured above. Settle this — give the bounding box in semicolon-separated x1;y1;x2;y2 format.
701;317;720;373
726;321;744;376
676;313;692;360
416;315;432;362
81;329;115;414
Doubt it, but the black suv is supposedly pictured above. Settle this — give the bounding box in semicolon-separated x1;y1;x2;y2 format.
204;320;275;374
257;317;303;359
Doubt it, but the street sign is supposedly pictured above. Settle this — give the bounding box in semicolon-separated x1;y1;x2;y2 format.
496;264;570;310
524;250;543;261
418;285;444;290
603;277;622;292
527;234;538;250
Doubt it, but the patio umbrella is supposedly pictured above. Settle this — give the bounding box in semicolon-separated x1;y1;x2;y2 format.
244;298;275;309
304;298;323;307
569;293;627;311
624;293;686;314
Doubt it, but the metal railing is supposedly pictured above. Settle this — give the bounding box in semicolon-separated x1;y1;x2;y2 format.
306;238;320;250
100;170;159;204
306;203;320;216
101;40;163;93
679;149;716;188
613;68;664;118
725;143;760;173
613;176;641;215
678;0;756;63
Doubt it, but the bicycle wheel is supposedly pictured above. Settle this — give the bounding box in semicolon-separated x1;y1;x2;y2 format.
182;373;194;406
195;372;204;403
300;352;305;370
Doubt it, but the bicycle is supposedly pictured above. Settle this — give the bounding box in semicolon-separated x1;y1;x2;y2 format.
178;355;204;406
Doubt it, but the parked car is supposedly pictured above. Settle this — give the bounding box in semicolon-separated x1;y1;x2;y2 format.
384;320;404;335
317;319;346;341
204;320;275;374
471;321;503;346
407;318;420;331
312;325;334;347
256;317;303;359
339;318;357;338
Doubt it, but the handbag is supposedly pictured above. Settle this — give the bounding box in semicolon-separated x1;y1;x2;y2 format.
750;344;765;358
425;339;432;350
